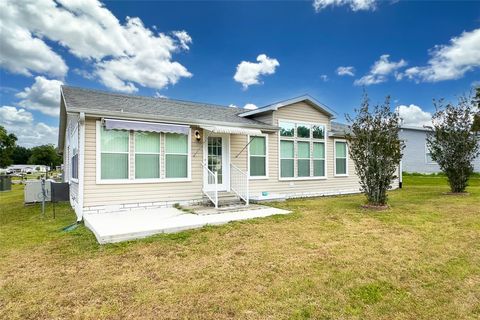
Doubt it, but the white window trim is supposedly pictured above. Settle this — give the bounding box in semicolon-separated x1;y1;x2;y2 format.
277;118;328;181
297;141;311;177
334;139;349;177
312;141;326;178
70;122;79;183
96;121;192;184
247;133;269;180
133;131;161;180
164;131;192;180
425;142;437;165
96;121;131;184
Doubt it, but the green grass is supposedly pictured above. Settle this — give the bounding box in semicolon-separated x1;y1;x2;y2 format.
1;176;479;319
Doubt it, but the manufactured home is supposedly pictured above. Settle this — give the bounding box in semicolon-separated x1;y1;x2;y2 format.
59;86;400;222
400;126;480;174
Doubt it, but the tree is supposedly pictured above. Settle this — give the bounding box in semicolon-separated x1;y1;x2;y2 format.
0;126;17;168
28;144;62;169
12;146;32;164
427;94;480;193
346;94;404;207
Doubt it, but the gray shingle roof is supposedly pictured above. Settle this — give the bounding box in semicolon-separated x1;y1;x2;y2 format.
330;121;351;137
61;86;277;130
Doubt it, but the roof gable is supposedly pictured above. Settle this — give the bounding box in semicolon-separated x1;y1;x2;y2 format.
238;95;337;118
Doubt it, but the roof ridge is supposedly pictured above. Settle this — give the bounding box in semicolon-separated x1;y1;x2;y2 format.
61;85;233;110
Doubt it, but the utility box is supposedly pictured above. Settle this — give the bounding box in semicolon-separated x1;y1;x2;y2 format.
0;176;11;192
51;182;70;202
24;180;52;203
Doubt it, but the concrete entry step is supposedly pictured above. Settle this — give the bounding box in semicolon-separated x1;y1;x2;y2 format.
182;204;271;216
202;191;245;207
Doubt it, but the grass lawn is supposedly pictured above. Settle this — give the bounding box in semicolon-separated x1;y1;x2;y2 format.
1;176;479;319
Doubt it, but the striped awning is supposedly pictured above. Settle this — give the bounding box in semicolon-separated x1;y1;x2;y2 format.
200;125;262;136
104;119;190;134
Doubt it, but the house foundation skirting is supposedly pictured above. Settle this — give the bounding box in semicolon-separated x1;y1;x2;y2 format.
284;189;361;199
83;199;203;215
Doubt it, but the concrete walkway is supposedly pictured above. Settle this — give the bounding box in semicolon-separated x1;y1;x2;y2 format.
84;206;291;244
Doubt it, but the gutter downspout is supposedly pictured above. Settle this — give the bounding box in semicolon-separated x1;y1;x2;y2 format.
78;112;85;221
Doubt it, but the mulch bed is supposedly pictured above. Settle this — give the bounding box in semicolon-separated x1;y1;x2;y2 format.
361;204;389;211
442;192;470;196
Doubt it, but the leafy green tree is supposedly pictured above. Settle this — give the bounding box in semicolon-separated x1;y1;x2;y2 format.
12;146;32;164
346;94;404;207
28;145;62;169
0;126;17;168
427;94;480;193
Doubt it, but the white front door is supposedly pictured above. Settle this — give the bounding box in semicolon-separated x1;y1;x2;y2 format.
204;134;230;191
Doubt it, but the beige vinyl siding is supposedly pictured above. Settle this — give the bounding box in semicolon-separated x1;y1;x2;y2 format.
83;117;204;207
230;134;248;171
251;111;274;125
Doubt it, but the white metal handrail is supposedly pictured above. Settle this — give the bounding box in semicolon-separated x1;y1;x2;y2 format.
202;162;218;208
230;163;249;206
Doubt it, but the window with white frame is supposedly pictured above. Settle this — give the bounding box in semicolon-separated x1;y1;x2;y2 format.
70;125;79;180
279;121;326;179
280;140;294;177
249;136;267;177
335;141;348;175
165;133;188;178
135;132;160;179
100;127;129;179
313;142;325;176
297;141;310;177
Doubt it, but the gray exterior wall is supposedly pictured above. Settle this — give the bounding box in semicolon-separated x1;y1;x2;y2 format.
400;128;480;173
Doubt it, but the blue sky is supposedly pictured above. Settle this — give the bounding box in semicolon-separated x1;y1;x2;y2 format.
0;0;479;146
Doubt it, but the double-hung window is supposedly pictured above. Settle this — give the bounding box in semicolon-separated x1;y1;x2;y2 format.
335;141;348;176
249;136;267;177
135;132;160;179
313;142;325;176
279;121;326;179
70;125;79;180
165;133;188;178
297;141;310;177
280;139;295;178
100;127;129;180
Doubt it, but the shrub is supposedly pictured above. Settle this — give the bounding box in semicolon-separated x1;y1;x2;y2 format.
427;94;480;193
346;94;404;206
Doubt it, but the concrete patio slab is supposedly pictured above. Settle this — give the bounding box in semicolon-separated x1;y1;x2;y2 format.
83;206;291;244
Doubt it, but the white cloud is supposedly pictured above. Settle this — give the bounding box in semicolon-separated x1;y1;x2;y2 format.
397;104;432;127
336;66;355;76
0;16;68;78
320;74;329;81
0;0;192;92
234;54;279;89
228;104;238;108
313;0;377;12
0;106;58;147
354;54;407;86
15;76;63;117
0;106;33;125
172;30;192;50
403;28;480;82
243;103;258;110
